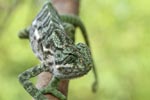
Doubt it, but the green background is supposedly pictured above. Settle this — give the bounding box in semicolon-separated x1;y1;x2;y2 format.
0;0;150;100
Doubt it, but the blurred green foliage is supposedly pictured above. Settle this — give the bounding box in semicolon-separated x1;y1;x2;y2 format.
0;0;150;100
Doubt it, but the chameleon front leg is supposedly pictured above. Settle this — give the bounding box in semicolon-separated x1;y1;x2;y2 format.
18;64;48;100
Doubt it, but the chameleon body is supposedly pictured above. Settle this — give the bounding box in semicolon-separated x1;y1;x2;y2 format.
19;14;98;92
18;1;97;100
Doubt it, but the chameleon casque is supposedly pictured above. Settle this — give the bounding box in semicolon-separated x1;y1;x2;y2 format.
18;1;98;100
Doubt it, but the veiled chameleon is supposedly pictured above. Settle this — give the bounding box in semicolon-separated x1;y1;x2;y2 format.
18;1;97;100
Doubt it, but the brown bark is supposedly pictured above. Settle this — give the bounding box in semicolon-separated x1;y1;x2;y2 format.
35;0;80;100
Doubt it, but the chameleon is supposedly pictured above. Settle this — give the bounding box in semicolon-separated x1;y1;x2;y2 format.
18;1;98;100
19;15;98;92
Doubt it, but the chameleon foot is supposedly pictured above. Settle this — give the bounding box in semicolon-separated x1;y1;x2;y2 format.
40;77;66;100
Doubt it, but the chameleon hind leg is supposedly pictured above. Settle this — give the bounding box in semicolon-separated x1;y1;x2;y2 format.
39;76;66;100
18;64;48;100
